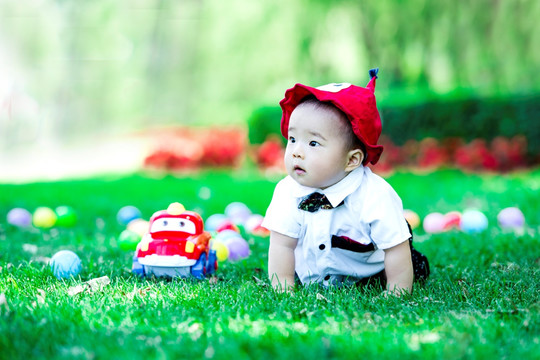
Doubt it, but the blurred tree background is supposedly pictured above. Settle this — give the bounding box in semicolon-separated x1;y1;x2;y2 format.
0;0;538;152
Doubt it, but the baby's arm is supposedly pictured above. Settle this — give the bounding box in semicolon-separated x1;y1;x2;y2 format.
383;240;414;295
268;231;298;292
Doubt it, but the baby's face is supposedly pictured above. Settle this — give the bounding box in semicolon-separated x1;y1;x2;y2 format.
285;103;351;189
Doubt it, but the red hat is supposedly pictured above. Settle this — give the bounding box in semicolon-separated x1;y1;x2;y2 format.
280;68;383;165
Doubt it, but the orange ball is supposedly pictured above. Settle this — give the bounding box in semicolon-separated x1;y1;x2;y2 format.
403;209;420;230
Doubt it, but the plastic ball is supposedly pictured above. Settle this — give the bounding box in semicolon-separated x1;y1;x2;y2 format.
225;202;252;225
226;237;250;261
460;209;488;233
497;207;525;229
197;186;212;200
55;206;77;227
211;240;229;262
167;202;185;215
251;225;270;238
118;229;141;251
244;214;264;232
117;206;142;226
33;207;57;228
215;229;241;243
216;220;240;233
442;211;462;231
422;212;445;233
50;250;82;279
127;218;150;237
7;208;32;227
403;209;420;230
205;214;228;231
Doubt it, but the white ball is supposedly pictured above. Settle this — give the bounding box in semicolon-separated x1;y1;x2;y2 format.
460;210;488;233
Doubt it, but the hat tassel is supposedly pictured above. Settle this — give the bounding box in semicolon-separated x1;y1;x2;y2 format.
367;68;379;92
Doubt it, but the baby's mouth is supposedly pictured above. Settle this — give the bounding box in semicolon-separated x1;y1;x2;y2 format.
294;165;305;174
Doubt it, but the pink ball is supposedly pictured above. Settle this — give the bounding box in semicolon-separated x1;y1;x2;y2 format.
244;214;264;232
423;212;445;233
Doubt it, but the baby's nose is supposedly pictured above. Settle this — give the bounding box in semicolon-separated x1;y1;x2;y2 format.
292;144;304;158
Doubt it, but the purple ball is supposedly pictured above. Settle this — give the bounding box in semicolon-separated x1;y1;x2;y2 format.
497;207;525;229
226;237;250;261
7;208;32;227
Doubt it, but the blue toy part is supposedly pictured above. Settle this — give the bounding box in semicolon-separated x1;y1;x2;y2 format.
206;249;218;275
191;252;207;279
132;253;145;277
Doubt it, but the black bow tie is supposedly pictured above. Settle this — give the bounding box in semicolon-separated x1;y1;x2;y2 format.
298;192;343;212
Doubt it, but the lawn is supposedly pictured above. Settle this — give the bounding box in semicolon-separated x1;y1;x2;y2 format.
0;169;539;359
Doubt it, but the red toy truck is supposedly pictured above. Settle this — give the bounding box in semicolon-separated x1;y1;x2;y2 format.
132;203;217;278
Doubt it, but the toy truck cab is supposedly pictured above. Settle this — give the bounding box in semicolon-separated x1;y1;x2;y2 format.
132;203;217;278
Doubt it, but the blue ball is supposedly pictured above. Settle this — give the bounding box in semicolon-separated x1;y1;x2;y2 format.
205;214;228;231
460;210;488;233
117;206;142;225
216;229;241;243
50;250;82;279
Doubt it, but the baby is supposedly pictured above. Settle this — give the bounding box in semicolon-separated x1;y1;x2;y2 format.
262;69;429;294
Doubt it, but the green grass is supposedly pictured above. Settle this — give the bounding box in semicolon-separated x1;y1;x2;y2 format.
0;169;539;359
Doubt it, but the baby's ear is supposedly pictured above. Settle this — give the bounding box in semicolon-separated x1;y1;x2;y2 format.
345;149;364;171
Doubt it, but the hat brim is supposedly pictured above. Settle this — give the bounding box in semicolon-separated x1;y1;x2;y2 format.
279;84;383;165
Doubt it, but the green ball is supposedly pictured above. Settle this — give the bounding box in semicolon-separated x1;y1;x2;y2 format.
55;206;77;227
118;229;141;251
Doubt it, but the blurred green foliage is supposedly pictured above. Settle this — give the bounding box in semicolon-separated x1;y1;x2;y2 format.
381;94;540;155
0;0;538;148
247;106;284;145
248;94;540;160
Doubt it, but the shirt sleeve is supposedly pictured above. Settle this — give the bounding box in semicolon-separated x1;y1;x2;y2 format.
367;181;411;250
261;178;302;239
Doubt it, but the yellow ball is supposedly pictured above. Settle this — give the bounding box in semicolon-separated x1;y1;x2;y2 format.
211;240;229;262
167;202;185;215
33;207;57;228
403;209;421;230
127;219;150;237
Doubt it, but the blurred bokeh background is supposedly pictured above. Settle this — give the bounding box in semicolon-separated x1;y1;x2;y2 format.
1;0;539;181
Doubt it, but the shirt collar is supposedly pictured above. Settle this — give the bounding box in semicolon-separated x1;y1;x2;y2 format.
289;167;365;207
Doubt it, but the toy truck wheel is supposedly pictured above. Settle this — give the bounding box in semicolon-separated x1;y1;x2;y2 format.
132;255;145;277
191;253;207;279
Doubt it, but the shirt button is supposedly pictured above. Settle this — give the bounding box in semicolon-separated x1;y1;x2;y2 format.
319;244;326;250
324;275;330;281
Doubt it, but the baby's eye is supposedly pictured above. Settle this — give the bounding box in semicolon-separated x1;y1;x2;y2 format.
309;141;320;147
179;221;185;227
289;136;296;143
163;220;168;226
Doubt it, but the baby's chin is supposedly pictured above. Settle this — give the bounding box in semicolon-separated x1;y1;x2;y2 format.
288;173;327;189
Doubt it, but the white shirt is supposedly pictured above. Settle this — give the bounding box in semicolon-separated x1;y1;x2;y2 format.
262;166;411;286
